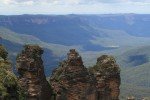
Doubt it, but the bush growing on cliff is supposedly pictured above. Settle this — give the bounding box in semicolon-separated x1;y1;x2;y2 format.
0;70;26;99
0;45;26;100
0;45;8;60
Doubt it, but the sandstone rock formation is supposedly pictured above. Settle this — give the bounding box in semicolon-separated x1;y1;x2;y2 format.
16;45;52;100
50;50;121;100
89;55;121;100
50;49;97;100
0;44;121;100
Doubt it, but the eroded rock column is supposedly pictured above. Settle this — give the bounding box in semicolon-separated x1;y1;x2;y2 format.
89;55;121;100
16;45;52;100
50;49;97;100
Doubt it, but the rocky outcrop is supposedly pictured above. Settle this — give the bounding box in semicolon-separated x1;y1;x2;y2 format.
50;49;97;100
16;45;52;100
50;50;121;100
89;55;121;100
0;45;24;100
1;44;121;100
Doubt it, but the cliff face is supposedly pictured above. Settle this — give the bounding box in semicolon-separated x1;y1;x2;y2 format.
50;49;97;100
0;45;24;100
16;45;52;100
89;55;121;100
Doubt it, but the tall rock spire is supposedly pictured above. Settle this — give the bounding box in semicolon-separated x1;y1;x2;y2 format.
16;45;52;100
50;49;97;100
89;55;121;100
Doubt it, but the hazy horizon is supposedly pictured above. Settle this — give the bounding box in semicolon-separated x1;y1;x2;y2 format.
1;13;150;16
0;0;150;15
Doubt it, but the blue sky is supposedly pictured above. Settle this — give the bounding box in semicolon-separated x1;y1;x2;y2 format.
0;0;150;15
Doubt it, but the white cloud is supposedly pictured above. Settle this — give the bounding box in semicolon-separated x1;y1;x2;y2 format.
0;0;129;5
1;0;150;5
0;0;34;5
0;0;150;14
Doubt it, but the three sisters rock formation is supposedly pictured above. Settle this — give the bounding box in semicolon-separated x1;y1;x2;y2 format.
0;45;121;100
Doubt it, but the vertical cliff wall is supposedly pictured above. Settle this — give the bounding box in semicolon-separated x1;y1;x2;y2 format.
16;45;52;100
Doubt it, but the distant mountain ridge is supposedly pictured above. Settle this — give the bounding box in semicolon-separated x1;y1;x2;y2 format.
0;14;150;37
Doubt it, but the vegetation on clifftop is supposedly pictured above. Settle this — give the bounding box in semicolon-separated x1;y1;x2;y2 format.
0;45;26;100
